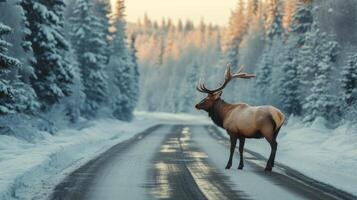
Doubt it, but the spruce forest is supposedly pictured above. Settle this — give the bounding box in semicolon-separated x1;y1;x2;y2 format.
1;0;357;199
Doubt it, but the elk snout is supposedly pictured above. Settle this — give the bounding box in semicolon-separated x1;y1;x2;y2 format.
195;103;204;110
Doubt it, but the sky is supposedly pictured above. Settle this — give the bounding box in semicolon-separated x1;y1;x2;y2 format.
116;0;237;26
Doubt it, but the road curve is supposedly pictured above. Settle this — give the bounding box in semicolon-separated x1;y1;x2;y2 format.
50;124;356;200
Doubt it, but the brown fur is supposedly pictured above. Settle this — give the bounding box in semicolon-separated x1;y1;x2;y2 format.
196;93;285;171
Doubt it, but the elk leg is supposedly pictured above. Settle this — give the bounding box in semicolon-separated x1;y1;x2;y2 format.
225;135;237;169
265;139;277;171
238;138;245;170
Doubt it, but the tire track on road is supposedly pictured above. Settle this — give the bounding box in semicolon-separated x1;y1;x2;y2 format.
148;125;249;200
50;125;164;200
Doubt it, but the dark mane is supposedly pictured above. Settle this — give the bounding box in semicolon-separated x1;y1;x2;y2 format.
208;99;226;128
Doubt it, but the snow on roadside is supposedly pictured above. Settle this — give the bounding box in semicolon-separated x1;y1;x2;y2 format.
3;111;355;199
0;117;158;200
242;116;357;196
0;112;210;200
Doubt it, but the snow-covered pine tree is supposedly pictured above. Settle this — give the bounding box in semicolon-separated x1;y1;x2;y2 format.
94;0;111;63
340;53;357;106
279;52;301;115
255;0;284;106
0;21;21;115
303;56;337;123
224;39;240;70
109;0;136;121
129;34;140;109
70;0;108;117
20;0;75;110
299;22;339;122
290;0;313;46
224;0;247;70
276;0;313;114
266;0;283;42
0;2;38;115
302;23;339;123
179;61;199;113
254;48;273;104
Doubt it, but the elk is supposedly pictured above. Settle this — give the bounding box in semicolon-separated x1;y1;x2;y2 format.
195;65;285;171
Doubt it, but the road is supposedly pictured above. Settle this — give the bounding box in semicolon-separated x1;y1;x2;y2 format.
50;124;356;200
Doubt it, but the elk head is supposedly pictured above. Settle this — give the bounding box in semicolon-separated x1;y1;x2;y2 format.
195;65;255;111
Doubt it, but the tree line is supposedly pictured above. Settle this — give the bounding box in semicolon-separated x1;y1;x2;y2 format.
0;0;139;131
135;0;357;126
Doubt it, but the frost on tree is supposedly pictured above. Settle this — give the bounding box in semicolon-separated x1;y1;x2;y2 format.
279;53;301;115
255;49;273;100
0;22;21;115
303;57;336;123
70;0;108;117
302;24;339;123
128;34;140;110
223;0;247;70
20;0;75;110
0;15;38;115
340;53;357;106
289;0;313;47
266;0;283;41
179;61;199;113
94;0;111;63
109;0;138;121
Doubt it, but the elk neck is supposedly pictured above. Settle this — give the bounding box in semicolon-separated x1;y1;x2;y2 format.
207;98;231;128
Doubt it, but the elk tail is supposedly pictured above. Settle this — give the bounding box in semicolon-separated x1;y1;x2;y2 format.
269;107;285;131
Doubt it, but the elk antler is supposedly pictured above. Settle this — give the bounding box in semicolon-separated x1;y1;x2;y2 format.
196;64;256;94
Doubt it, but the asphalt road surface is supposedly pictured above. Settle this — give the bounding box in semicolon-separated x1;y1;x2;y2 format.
50;124;356;200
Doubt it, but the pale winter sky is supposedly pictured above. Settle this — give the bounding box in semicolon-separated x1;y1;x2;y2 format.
115;0;237;26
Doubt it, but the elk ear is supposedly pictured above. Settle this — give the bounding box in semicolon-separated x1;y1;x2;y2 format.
213;91;222;99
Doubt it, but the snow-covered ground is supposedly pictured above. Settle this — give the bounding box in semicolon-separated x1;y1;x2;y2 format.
1;112;356;199
0;112;208;200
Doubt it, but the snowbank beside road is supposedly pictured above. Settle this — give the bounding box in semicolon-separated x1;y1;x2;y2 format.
0;112;209;200
0;117;158;200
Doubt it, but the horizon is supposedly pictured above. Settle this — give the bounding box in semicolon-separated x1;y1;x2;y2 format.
111;0;237;26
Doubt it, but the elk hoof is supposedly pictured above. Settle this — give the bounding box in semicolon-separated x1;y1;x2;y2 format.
225;164;232;169
238;165;244;170
265;167;272;172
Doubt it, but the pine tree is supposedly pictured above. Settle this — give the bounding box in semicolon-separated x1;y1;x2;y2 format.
0;22;21;115
300;23;339;121
179;61;199;113
94;0;111;63
20;0;75;110
276;0;314;114
303;57;337;123
290;0;313;46
255;0;284;105
109;0;137;121
279;53;301;115
129;34;140;109
70;0;108;117
0;9;38;115
255;48;273;102
340;53;357;106
266;0;283;41
302;23;339;123
224;0;247;70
